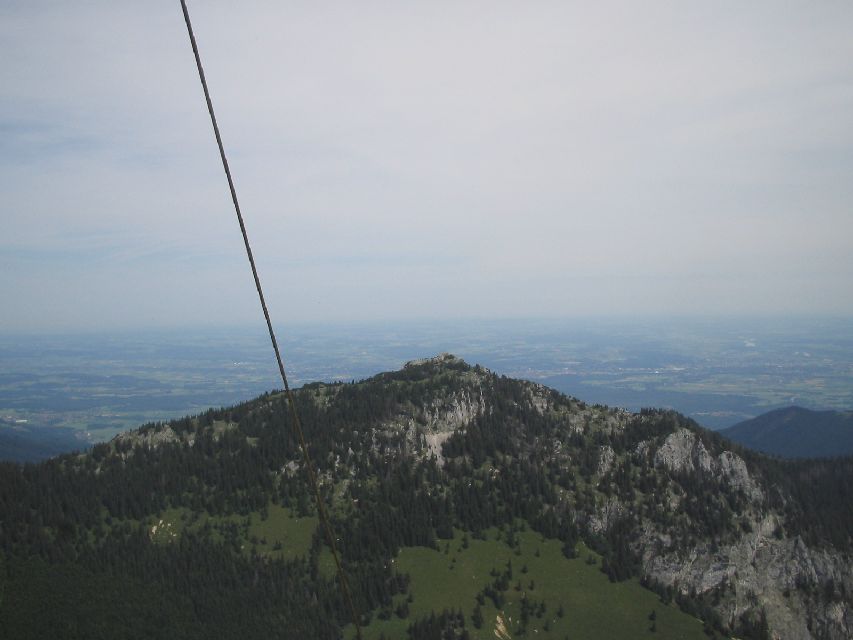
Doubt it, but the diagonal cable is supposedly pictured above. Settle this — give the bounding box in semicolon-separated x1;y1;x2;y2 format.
178;2;362;636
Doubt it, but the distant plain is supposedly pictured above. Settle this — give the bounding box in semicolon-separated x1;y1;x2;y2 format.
1;317;851;443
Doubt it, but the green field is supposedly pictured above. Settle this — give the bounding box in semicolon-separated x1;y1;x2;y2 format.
150;504;319;561
148;507;715;639
347;526;713;640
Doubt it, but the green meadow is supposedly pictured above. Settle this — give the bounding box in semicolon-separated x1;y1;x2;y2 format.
348;526;714;640
150;506;715;639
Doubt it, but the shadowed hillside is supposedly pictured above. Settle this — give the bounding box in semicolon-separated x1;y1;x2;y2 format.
721;406;853;458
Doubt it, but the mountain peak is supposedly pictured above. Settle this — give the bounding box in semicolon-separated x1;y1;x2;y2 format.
5;357;853;639
404;352;467;369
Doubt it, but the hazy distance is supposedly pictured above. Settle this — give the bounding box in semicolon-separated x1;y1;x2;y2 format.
2;1;853;332
2;317;852;443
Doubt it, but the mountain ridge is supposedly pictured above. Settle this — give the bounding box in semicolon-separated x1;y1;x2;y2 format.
720;406;853;458
0;422;88;463
1;354;851;639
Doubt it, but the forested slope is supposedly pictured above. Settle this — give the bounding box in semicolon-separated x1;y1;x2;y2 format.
721;406;853;458
0;354;850;639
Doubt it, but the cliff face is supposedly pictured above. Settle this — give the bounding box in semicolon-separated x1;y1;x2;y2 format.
639;429;851;640
372;356;853;640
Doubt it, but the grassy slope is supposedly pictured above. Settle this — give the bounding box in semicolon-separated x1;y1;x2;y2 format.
151;507;713;640
350;527;713;640
151;504;318;562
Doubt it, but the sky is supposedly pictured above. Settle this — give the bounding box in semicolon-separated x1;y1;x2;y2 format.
2;1;852;332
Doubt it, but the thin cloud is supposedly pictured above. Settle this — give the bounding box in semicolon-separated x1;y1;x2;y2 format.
1;1;852;330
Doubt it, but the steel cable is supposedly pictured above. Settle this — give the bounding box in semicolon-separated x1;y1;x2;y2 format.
179;2;363;636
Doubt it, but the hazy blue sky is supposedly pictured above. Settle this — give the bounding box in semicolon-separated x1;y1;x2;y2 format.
2;1;852;331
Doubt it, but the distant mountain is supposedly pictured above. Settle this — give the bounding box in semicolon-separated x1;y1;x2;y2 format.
0;423;88;463
720;406;853;458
